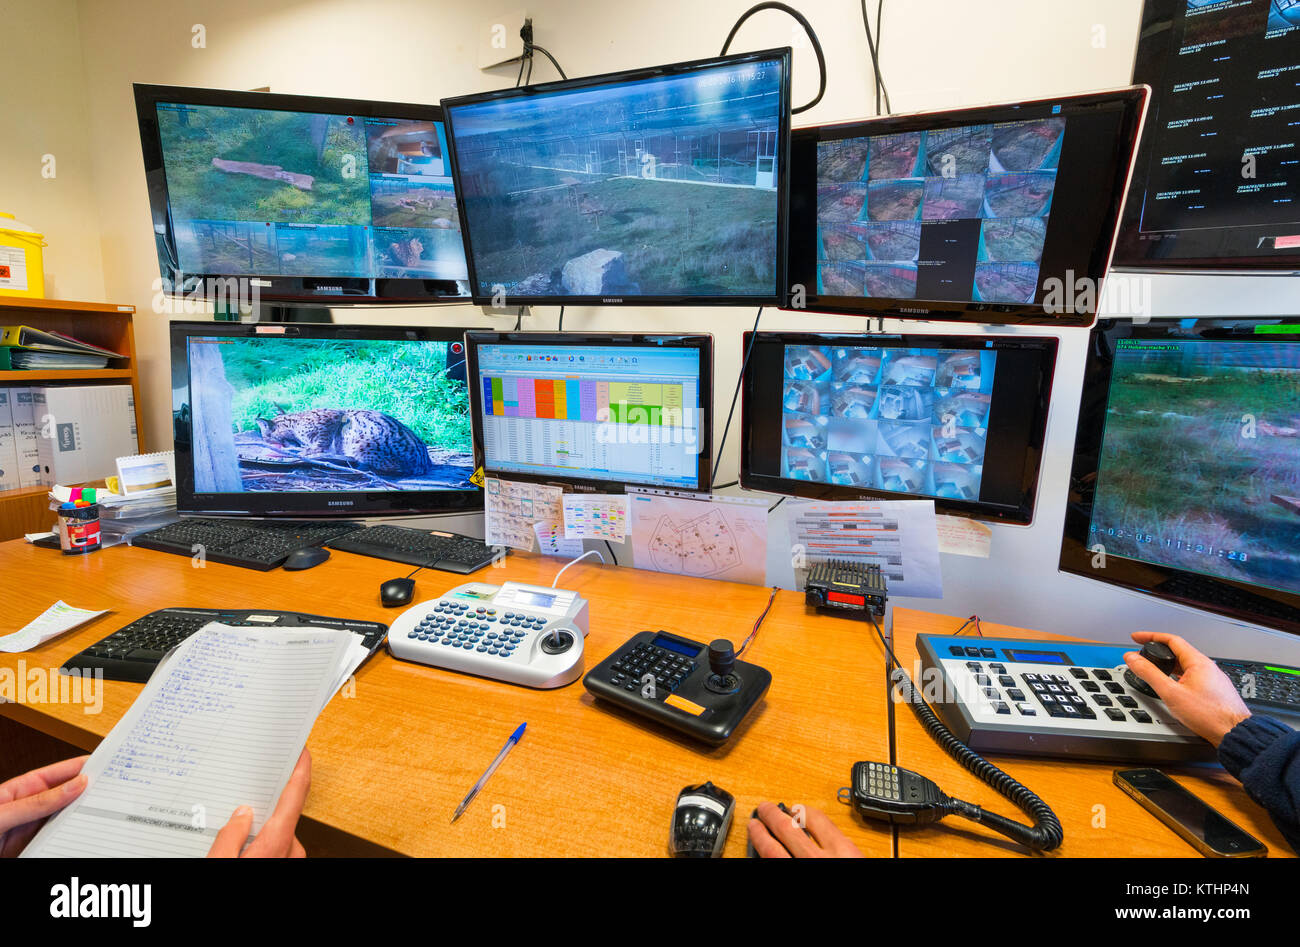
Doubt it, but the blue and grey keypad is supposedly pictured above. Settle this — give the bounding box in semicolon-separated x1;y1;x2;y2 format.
405;599;550;657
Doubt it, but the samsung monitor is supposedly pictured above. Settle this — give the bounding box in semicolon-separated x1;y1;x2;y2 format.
464;332;713;492
136;83;470;305
1060;318;1300;635
441;49;791;305
170;321;480;517
740;331;1059;524
1114;0;1300;271
785;87;1149;325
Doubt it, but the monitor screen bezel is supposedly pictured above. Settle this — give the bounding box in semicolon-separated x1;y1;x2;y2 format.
170;320;482;518
738;330;1059;525
440;48;792;307
1059;317;1300;635
1112;0;1300;272
136;83;471;305
782;86;1150;326
464;331;714;493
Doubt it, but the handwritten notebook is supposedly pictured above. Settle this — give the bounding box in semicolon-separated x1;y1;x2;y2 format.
22;624;364;858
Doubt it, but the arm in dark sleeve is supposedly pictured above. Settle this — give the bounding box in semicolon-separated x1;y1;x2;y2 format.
1217;715;1300;855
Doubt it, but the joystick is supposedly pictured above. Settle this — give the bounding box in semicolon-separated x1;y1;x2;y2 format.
1125;640;1176;698
705;639;740;695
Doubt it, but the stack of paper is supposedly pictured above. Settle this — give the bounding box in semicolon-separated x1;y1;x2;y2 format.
21;623;368;858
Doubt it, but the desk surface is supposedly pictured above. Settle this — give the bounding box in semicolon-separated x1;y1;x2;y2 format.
0;539;894;858
890;608;1295;858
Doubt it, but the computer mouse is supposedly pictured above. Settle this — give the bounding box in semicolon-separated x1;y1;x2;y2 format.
669;781;734;858
380;577;416;608
282;547;330;571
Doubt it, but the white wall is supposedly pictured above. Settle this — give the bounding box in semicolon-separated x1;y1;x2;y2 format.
0;0;105;300
16;0;1299;662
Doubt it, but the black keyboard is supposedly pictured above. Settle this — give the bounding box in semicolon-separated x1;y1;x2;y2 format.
327;524;502;574
1215;659;1300;718
131;517;361;570
61;607;389;683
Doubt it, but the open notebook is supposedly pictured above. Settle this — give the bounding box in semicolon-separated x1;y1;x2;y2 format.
22;624;368;858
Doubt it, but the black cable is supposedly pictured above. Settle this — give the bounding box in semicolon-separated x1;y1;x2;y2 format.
404;565;424;580
603;539;618;566
720;2;827;114
768;495;786;513
525;48;534;85
514;306;523;331
516;48;528;87
528;43;567;80
709;306;763;492
558;305;565;330
860;0;892;114
865;613;1063;851
712;479;739;490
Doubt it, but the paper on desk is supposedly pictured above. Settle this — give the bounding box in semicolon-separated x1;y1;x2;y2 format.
767;499;943;599
562;493;629;542
21;623;356;858
534;520;584;558
0;601;109;653
484;477;564;551
627;488;769;586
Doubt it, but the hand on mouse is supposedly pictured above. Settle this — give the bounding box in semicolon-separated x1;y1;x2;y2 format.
1124;632;1251;747
747;801;864;858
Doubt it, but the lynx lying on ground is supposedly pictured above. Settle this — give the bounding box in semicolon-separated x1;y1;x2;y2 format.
254;408;433;477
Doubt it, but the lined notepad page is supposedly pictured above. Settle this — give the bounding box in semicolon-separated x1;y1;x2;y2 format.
22;624;356;858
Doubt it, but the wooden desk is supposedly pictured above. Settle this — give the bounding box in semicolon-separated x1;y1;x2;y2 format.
0;539;894;857
889;608;1295;858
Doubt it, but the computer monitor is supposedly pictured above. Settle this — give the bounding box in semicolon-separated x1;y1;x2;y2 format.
740;331;1059;525
785;87;1149;325
169;321;480;517
1060;318;1300;635
136;84;470;305
441;49;791;305
1114;0;1300;270
464;332;713;492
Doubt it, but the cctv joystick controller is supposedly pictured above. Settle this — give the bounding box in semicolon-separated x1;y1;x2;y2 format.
705;639;741;695
1125;640;1177;698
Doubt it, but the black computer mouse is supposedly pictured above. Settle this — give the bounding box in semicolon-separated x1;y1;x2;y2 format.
282;547;331;570
380;577;416;608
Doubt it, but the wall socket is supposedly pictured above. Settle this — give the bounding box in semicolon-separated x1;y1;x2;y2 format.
478;9;528;70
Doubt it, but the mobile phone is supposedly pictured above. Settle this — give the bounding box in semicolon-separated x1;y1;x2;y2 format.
1113;768;1267;858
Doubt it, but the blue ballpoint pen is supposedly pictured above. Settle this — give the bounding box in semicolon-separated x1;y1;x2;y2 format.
451;722;527;823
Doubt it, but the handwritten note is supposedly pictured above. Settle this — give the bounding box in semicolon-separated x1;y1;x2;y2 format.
22;624;355;858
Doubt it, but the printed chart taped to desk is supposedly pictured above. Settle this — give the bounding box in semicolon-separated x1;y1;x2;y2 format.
484;477;564;552
767;499;943;599
627;488;768;586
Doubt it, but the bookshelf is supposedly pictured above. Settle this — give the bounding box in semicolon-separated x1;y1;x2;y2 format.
0;297;144;541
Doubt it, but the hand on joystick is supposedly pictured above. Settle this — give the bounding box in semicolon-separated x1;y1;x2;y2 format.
1124;640;1175;697
1123;632;1251;747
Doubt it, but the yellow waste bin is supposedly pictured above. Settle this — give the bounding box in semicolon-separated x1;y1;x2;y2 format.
0;213;47;299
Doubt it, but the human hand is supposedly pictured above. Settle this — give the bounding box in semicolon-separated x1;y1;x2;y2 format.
0;756;89;857
1125;632;1251;746
747;801;864;858
207;749;310;858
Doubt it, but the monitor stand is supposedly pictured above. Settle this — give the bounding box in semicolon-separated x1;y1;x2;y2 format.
258;303;333;324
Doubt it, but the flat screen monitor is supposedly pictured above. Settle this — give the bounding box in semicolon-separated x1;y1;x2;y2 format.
136;84;470;304
785;87;1149;325
1060;318;1300;635
464;332;713;492
170;321;480;517
740;332;1059;524
441;49;791;305
1114;0;1300;271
